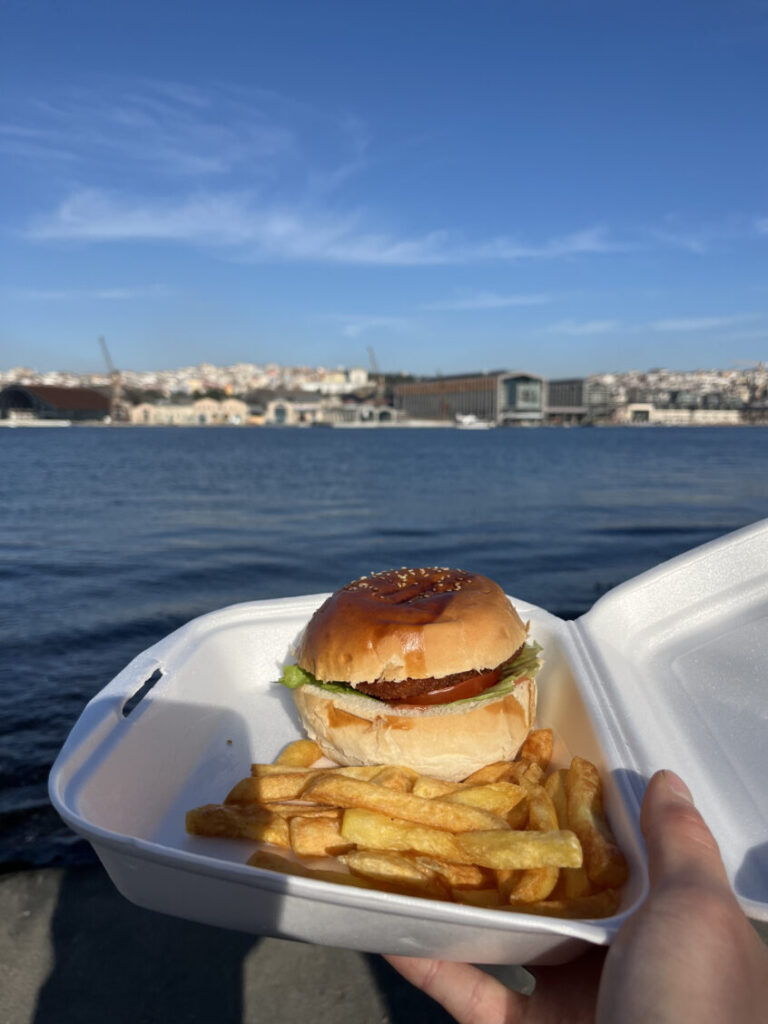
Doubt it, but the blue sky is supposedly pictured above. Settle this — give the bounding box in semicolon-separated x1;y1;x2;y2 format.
1;0;767;377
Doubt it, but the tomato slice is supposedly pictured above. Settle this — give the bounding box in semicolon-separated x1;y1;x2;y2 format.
387;667;502;707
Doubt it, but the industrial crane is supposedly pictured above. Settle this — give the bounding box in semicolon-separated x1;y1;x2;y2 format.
366;346;385;399
98;336;126;421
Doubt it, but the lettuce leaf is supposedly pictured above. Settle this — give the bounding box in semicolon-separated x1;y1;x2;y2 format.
448;641;542;704
278;663;380;699
278;664;318;690
277;641;542;707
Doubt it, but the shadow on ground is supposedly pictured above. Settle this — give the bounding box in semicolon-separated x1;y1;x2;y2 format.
31;865;457;1024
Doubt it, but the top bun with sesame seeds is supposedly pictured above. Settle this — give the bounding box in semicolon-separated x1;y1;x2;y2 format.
296;567;528;688
280;568;541;780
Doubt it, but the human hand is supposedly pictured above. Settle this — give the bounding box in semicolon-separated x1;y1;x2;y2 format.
384;769;768;1024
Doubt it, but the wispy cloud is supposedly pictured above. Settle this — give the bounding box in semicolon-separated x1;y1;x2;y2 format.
335;315;414;338
546;319;623;336
0;123;81;163
2;82;297;180
543;312;766;337
2;79;370;197
5;284;171;301
445;227;624;261
423;290;554;311
644;213;767;254
644;226;712;254
649;313;762;331
26;188;625;266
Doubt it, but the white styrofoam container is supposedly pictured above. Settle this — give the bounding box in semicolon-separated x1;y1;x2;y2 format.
49;519;768;965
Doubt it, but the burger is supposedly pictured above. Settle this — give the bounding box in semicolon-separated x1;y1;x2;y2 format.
278;567;542;781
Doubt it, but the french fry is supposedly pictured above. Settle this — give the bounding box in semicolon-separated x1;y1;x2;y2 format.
507;866;558;902
551;865;592;901
251;764;325;777
288;812;351;857
544;768;569;827
452;887;504;907
259;801;340;819
371;766;418;792
340;850;450;900
566;757;629;890
506;797;529;830
247;849;382;890
303;775;510;833
456;829;583;871
412;776;463;799
496;868;523;900
463;761;518;785
231;764;389;802
505;887;621;920
341;808;473;864
227;772;321;803
505;784;560;902
544;769;590;898
502;761;545;786
446;782;526;818
527;785;559;832
507;788;559;902
520;762;545;786
186;804;290;848
274;739;323;767
519;729;554;769
410;856;493;890
250;763;382;780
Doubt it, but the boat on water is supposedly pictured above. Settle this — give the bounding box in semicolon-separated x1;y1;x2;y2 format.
0;416;72;428
455;414;495;430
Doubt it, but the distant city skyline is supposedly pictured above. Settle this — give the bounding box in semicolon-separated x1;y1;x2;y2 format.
3;357;764;388
2;1;767;377
2;340;768;381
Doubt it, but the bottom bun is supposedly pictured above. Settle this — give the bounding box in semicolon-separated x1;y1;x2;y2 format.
291;678;537;782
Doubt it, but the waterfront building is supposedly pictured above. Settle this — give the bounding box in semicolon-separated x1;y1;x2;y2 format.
545;378;587;424
264;396;325;426
393;371;544;425
320;401;401;426
131;402;192;425
129;397;249;425
583;379;617;421
545;378;625;424
0;384;110;422
618;403;743;426
698;392;743;411
666;389;700;409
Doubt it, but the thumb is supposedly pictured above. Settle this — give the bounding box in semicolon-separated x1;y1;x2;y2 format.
640;770;729;891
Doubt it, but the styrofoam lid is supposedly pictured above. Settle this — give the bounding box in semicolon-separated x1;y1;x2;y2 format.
574;518;768;920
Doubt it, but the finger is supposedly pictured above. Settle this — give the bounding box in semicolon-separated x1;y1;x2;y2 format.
383;955;528;1024
640;770;729;890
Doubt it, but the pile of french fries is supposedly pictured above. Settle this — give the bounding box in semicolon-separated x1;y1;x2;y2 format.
186;730;629;919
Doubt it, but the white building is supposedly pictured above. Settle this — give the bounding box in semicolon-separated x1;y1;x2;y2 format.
130;397;249;425
618;403;743;426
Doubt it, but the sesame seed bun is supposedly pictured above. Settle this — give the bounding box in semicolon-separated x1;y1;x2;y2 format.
296;567;529;685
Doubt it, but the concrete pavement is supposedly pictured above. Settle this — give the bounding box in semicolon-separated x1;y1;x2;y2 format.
3;865;765;1024
0;866;531;1024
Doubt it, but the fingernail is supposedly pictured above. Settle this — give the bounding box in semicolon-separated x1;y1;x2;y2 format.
661;770;694;803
